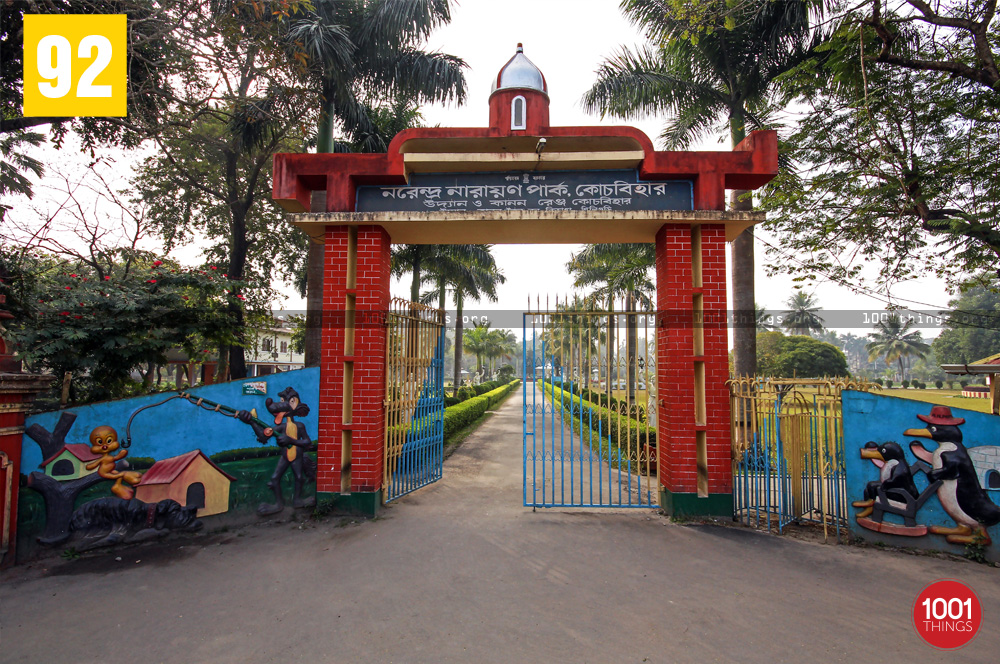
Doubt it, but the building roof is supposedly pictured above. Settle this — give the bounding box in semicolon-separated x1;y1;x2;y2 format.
137;449;236;485
492;44;547;95
41;443;101;468
973;352;1000;365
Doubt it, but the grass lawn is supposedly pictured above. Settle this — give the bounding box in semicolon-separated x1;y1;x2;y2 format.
879;388;994;414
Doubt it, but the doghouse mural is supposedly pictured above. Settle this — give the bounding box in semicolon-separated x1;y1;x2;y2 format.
15;368;319;560
844;391;1000;561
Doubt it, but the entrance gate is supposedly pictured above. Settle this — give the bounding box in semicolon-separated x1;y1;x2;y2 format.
523;297;659;508
383;298;446;503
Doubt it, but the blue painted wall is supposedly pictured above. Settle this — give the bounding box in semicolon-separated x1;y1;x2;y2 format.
844;390;1000;560
20;368;319;472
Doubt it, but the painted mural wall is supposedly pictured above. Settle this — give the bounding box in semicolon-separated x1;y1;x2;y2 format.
16;368;319;559
844;390;1000;561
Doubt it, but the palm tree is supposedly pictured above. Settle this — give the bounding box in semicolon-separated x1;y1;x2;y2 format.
291;0;468;365
781;291;825;336
755;302;776;331
568;244;654;401
484;329;518;376
866;314;931;381
463;322;493;377
407;245;504;395
584;0;818;377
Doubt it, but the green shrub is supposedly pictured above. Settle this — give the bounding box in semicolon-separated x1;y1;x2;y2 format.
935;380;944;389
960;380;969;388
497;365;516;380
444;395;462;407
885;379;893;388
901;379;910;389
443;379;520;439
540;382;656;450
874;378;883;386
456;386;475;401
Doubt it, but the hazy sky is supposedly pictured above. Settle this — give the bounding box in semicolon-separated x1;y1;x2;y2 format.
374;0;956;338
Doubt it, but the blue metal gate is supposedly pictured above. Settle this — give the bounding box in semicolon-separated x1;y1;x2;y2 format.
522;299;659;508
384;299;445;503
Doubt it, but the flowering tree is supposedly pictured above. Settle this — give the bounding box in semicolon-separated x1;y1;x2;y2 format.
0;248;238;402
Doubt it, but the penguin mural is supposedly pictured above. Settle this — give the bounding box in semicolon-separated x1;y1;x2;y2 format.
853;441;919;519
906;406;1000;546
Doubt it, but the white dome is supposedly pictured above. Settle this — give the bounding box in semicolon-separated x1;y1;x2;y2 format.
491;44;547;95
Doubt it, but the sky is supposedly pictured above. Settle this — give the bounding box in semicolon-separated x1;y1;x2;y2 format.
8;0;960;342
381;0;956;339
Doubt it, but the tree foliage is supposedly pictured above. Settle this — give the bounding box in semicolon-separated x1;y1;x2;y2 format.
756;330;849;377
866;313;931;380
780;290;825;335
932;279;1000;365
0;247;238;402
761;1;1000;287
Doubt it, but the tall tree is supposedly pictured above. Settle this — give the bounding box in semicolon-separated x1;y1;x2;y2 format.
584;0;818;377
399;245;503;394
866;313;931;380
780;291;825;335
290;0;467;366
932;279;1000;365
568;243;654;400
761;2;1000;288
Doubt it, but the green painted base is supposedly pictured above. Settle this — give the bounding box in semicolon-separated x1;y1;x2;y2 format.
318;491;382;517
659;489;733;518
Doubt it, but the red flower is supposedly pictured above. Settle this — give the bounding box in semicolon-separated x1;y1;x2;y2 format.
210;266;218;270
153;260;163;267
203;349;209;353
65;286;72;290
104;276;111;281
69;273;77;278
60;311;70;316
147;279;157;284
222;274;228;278
236;294;245;300
182;296;189;300
208;277;213;281
74;315;82;319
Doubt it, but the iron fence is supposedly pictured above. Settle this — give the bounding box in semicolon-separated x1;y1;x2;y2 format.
729;377;880;540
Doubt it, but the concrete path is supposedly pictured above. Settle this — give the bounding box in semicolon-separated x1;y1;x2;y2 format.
2;386;997;663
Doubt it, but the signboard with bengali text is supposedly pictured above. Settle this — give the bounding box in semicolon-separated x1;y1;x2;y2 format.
356;170;693;213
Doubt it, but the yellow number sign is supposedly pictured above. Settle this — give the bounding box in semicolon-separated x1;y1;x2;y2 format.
23;14;127;117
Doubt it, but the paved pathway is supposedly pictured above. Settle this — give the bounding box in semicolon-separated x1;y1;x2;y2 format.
2;386;997;663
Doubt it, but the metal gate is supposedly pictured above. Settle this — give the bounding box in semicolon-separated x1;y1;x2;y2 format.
383;298;446;503
523;296;659;508
729;377;877;539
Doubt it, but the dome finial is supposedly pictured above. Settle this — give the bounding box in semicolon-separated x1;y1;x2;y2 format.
492;43;547;96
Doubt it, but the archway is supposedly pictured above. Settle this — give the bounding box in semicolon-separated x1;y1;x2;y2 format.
272;44;777;516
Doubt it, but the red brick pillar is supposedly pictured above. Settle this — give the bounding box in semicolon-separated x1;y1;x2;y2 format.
655;223;732;516
0;376;53;567
318;225;390;514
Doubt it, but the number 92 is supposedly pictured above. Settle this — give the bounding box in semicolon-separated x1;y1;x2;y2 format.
36;34;114;99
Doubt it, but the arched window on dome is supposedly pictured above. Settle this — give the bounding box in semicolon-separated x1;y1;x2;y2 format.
511;95;526;130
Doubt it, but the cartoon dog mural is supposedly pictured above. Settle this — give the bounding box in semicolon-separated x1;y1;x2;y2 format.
237;387;317;515
68;497;202;551
854;405;1000;546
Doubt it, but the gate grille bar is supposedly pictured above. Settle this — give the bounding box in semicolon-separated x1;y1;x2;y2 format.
523;295;659;508
384;298;446;503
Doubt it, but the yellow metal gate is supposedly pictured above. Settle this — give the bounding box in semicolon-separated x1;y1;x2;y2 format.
383;298;446;502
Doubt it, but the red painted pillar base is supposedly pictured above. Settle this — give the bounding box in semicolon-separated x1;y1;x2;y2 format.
655;224;733;517
0;375;54;567
318;225;390;515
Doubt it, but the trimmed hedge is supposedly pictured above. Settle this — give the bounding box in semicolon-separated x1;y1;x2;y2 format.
443;379;521;439
540;382;656;449
542;379;648;422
